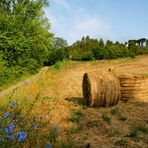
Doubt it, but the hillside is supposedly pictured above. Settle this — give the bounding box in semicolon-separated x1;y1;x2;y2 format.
0;56;148;147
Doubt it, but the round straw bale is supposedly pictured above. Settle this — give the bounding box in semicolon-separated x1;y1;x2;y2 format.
82;70;121;107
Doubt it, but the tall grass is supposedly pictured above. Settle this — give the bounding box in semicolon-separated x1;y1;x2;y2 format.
0;69;61;147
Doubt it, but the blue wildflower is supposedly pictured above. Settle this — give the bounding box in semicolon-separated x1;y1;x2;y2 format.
9;124;15;133
10;102;16;108
4;112;9;118
7;135;14;140
46;144;52;148
4;128;9;133
17;132;27;142
34;124;37;129
11;114;15;118
0;138;4;142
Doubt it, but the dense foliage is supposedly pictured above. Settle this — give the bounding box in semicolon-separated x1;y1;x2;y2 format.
0;0;53;87
68;36;148;61
46;37;68;65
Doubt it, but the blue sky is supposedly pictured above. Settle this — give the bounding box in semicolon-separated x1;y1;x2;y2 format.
45;0;148;44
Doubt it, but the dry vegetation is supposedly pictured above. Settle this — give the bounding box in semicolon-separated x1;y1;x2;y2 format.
0;56;148;147
82;70;121;107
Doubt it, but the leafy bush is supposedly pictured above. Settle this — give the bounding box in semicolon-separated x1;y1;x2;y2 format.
80;51;94;61
93;48;110;60
47;48;69;65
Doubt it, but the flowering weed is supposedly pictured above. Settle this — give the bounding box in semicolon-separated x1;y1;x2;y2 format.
0;92;57;148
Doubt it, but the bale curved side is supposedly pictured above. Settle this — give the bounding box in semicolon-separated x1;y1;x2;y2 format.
82;70;121;107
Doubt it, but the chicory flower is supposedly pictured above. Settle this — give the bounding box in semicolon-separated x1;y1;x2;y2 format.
17;132;27;142
9;124;15;133
46;144;52;148
4;112;9;118
7;135;14;140
10;102;16;108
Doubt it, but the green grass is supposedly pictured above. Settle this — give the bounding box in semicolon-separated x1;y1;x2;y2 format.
69;125;83;134
61;139;75;148
126;124;148;140
101;113;111;123
110;107;127;121
69;110;83;123
110;107;119;115
126;129;139;138
126;124;148;141
115;138;128;146
51;59;71;70
0;67;41;91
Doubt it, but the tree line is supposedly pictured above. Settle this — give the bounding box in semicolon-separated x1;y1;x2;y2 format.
44;35;148;64
67;36;148;61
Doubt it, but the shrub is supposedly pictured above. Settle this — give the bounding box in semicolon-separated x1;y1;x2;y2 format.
80;51;94;61
92;48;110;60
47;48;69;65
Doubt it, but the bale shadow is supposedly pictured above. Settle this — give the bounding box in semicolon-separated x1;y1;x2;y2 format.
65;97;84;106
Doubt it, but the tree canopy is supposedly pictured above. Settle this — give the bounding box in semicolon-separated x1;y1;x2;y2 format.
68;36;148;61
0;0;53;68
0;0;53;86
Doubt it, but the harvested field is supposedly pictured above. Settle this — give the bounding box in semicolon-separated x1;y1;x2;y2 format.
0;56;148;147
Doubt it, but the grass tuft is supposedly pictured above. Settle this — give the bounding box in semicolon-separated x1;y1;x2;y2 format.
115;138;128;146
69;110;83;123
101;113;111;123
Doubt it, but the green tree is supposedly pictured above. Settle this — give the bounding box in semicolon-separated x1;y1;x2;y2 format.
98;38;105;48
0;0;53;68
105;40;114;49
46;37;69;65
52;37;68;49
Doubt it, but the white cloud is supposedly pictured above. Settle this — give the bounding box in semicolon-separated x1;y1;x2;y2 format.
75;16;110;36
51;0;70;10
46;1;110;44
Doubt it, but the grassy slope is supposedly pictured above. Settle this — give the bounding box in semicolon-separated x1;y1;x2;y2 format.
0;56;148;147
0;68;42;91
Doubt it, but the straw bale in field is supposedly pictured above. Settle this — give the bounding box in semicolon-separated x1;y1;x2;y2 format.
82;70;121;107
